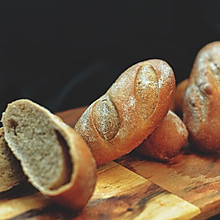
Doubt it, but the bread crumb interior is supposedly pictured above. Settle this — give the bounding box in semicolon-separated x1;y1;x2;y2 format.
4;103;72;191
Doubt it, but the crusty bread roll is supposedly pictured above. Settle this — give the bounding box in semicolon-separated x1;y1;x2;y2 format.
135;110;188;162
1;99;97;210
0;127;25;192
75;59;176;166
173;79;189;116
183;41;220;154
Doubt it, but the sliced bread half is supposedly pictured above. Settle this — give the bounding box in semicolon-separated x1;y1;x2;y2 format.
1;99;97;210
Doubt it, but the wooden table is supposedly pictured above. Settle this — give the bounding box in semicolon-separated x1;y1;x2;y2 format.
0;107;219;220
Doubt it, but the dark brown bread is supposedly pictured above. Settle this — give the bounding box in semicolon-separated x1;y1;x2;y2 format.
183;41;220;154
136;110;188;162
75;59;176;166
0;127;25;192
2;99;97;210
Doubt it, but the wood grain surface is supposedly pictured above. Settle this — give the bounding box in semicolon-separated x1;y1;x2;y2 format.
116;149;220;220
0;106;219;219
0;162;200;220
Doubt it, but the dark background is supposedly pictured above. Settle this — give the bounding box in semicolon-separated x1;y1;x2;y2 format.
0;0;219;114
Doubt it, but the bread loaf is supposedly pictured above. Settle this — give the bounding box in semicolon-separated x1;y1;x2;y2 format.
0;127;25;192
135;110;188;162
75;59;176;166
173;79;188;116
1;99;97;210
183;41;220;154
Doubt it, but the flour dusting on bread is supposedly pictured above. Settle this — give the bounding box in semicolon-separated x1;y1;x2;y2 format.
75;59;175;165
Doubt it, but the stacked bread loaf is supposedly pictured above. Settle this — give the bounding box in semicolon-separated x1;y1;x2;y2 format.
135;110;188;162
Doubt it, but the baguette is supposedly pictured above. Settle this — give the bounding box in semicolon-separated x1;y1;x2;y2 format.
183;41;220;154
1;99;97;210
75;59;176;166
0;127;25;192
135;110;188;162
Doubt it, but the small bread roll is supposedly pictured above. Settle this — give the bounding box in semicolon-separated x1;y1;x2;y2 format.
75;59;176;166
173;79;189;116
0;127;25;192
1;99;97;210
136;110;188;162
183;41;220;154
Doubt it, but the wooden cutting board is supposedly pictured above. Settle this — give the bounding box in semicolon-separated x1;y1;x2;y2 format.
0;107;219;220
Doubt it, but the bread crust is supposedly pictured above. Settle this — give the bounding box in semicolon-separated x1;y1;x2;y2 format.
2;99;97;210
183;41;220;154
136;110;188;162
75;59;176;165
50;126;97;210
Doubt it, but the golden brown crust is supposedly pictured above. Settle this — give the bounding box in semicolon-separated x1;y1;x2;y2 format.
135;110;188;162
75;59;176;166
183;41;220;154
50;127;97;210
